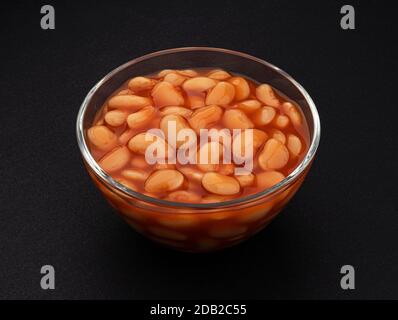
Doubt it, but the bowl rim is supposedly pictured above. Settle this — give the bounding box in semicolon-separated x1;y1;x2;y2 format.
76;47;321;209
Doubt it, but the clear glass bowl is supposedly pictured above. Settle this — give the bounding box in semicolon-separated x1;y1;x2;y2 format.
76;47;321;252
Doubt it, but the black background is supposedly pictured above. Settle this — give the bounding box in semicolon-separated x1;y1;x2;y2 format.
0;0;397;300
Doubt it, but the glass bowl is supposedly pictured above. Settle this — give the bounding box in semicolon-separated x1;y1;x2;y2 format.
76;47;321;252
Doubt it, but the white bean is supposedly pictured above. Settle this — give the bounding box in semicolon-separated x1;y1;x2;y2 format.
99;146;131;173
205;81;235;105
258;138;289;170
202;172;240;195
287;134;302;157
144;169;184;193
151;81;184;107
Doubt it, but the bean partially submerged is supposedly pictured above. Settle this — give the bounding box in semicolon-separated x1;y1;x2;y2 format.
151;81;184;107
202;172;241;196
183;77;217;93
237;99;262;113
206;81;235;105
166;190;201;203
197;141;223;172
223;109;254;130
256;171;285;189
188;105;223;133
105;110;128;127
287;134;302;157
128;132;171;157
256;84;280;107
128;76;156;92
127;106;156;129
160;106;193;118
258;138;289;170
145;169;184;193
121;169;149;181
228;77;250;101
88;125;118;151
207;69;231;80
108;95;151;110
253;106;276;126
163;73;186;86
160;114;195;148
99;146;130;173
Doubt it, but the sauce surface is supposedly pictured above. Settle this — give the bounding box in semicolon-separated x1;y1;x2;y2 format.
87;68;310;203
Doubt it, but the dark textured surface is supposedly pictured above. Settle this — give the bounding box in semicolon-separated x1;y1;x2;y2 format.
0;0;397;299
